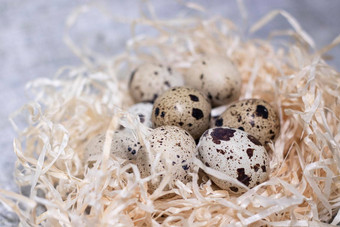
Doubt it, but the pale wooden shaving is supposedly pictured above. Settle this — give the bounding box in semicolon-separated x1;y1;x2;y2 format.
1;2;340;226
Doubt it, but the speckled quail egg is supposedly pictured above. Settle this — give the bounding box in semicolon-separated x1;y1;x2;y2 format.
129;63;184;103
152;87;211;140
136;126;196;192
127;102;153;128
84;129;142;166
212;99;280;146
198;127;270;194
185;56;242;107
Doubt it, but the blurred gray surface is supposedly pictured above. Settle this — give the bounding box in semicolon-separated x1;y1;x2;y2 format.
0;0;339;225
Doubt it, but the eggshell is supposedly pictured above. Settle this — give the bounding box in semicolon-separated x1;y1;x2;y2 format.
198;127;269;194
127;102;153;128
136;126;196;192
212;99;280;145
185;56;241;107
84;129;142;166
152;86;211;139
129;63;184;103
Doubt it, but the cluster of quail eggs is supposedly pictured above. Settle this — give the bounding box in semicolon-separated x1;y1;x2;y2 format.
85;57;281;195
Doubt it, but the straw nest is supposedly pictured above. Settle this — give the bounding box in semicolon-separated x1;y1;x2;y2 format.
2;2;340;226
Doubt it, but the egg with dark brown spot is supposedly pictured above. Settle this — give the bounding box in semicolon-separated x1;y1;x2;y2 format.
84;129;143;166
212;99;280;145
129;63;184;103
198;127;269;194
136;126;196;192
127;102;153;128
152;87;211;139
184;56;242;107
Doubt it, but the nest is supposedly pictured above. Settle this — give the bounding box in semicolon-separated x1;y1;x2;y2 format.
2;2;340;226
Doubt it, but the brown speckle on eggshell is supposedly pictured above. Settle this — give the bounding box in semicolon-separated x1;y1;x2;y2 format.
152;87;211;139
127;102;153;128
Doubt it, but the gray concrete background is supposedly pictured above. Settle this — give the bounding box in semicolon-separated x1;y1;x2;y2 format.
0;0;339;225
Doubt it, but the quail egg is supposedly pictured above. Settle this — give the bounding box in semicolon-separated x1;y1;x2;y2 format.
213;99;280;145
84;129;142;166
185;56;241;107
198;127;270;194
152;86;211;140
127;102;153;128
136;126;196;192
129;63;184;103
